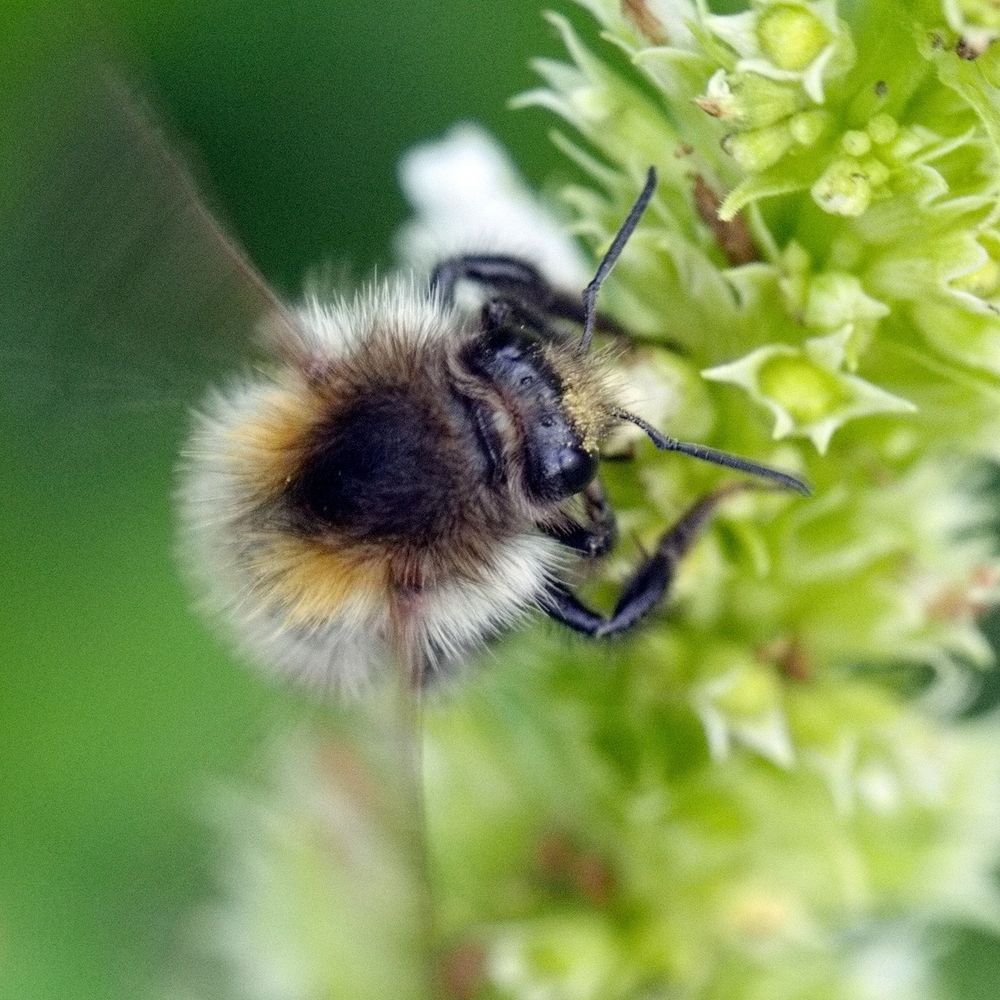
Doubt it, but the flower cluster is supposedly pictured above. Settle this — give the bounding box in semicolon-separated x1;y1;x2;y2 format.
420;1;1000;995
510;0;1000;681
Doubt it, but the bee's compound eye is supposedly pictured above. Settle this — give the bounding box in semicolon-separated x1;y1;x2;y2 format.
556;446;597;496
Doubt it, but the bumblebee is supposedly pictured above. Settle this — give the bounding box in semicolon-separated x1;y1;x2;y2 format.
180;170;809;693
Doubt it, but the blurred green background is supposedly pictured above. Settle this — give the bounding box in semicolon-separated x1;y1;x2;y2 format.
1;2;999;999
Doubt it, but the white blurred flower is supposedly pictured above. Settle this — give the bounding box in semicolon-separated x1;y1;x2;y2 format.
396;123;588;289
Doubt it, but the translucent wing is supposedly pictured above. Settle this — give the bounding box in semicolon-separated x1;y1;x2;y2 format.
0;44;296;427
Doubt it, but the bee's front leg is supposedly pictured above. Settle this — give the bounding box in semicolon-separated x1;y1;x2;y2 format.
540;484;745;637
431;253;631;338
542;478;617;559
430;254;550;307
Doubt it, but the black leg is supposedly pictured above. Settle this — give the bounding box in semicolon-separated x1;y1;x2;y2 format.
540;485;746;638
431;253;631;338
533;289;631;339
431;254;548;307
481;296;565;343
543;479;617;558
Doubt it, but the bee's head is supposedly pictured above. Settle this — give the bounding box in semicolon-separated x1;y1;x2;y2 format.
463;325;614;504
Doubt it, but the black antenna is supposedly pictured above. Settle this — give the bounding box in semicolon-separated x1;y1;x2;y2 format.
615;409;812;495
580;166;658;353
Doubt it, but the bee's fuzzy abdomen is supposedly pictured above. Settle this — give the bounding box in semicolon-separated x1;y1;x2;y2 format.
289;387;489;544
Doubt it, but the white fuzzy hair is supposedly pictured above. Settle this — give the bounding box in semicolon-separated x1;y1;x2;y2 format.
291;275;465;360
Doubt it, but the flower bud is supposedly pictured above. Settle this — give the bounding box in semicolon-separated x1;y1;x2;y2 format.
700;0;854;104
757;3;832;72
723;121;795;171
841;129;871;156
811;157;873;216
758;354;846;423
867;112;898;145
788;108;828;145
697;69;804;129
703;331;916;453
860;156;889;188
